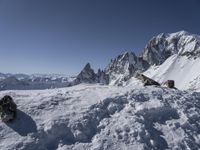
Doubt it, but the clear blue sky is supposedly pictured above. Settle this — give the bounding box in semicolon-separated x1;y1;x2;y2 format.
0;0;200;75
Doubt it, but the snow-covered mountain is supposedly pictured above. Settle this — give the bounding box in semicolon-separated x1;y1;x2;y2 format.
104;31;200;89
142;31;200;65
105;52;149;85
143;31;200;90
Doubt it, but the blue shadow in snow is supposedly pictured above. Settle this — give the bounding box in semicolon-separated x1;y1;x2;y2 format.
6;109;37;136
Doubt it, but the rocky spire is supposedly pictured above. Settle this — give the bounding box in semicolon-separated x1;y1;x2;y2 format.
73;63;97;84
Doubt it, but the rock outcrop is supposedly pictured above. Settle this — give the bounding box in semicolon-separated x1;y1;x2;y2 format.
137;74;160;86
164;80;175;88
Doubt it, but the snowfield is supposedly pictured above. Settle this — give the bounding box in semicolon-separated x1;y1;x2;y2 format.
0;84;200;150
144;54;200;90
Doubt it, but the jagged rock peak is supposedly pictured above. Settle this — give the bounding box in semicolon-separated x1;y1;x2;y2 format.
84;63;92;70
106;51;149;73
72;63;109;85
116;51;137;62
105;51;149;85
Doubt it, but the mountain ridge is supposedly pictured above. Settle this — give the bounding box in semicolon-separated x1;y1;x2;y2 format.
1;30;200;90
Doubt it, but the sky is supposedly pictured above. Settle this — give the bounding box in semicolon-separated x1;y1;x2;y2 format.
0;0;200;75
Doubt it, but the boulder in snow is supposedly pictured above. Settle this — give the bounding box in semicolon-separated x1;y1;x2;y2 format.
164;80;175;88
0;95;17;122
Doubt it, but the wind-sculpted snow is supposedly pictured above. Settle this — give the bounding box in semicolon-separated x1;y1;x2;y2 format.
0;84;200;150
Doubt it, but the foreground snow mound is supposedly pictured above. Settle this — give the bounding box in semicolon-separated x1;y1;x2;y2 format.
0;84;200;150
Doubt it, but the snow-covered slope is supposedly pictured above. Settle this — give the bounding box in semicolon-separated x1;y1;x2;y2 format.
144;54;200;90
102;31;200;88
0;84;200;150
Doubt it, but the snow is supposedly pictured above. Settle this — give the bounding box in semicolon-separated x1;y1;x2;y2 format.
144;54;200;90
167;31;200;55
0;84;200;150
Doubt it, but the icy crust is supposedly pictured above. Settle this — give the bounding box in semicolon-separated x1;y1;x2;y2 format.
0;85;200;150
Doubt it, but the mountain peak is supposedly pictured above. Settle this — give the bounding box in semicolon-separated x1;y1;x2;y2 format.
143;31;200;65
72;63;109;85
84;63;91;70
173;30;189;36
122;51;136;58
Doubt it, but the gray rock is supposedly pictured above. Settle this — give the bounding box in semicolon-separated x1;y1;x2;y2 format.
97;69;109;84
73;63;97;84
137;74;160;86
164;80;175;88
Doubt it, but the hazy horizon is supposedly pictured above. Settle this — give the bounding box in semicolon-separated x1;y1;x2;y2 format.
0;0;200;75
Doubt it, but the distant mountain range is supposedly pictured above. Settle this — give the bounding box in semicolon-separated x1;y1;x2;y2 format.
2;30;200;91
0;73;76;90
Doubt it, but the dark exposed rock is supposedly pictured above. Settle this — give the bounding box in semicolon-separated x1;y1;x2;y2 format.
72;63;109;85
73;63;97;84
97;69;109;84
137;74;160;86
142;33;175;65
0;95;17;122
164;80;175;88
